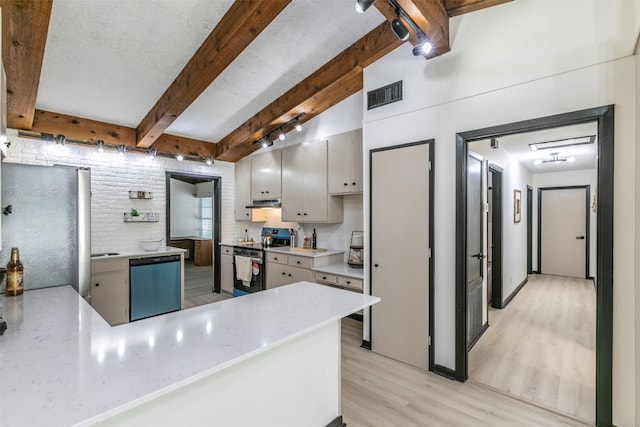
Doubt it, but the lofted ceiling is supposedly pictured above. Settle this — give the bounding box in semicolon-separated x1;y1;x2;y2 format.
1;0;510;162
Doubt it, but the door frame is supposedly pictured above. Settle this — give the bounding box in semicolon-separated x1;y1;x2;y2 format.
368;139;435;371
488;164;503;309
537;185;590;279
526;185;533;274
165;171;222;293
454;105;614;426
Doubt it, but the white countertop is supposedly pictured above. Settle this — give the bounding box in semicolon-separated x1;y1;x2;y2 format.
0;282;378;427
312;263;365;280
265;246;345;258
91;246;186;261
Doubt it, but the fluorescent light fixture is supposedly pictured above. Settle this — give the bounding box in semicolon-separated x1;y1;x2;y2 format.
356;0;376;13
529;135;595;151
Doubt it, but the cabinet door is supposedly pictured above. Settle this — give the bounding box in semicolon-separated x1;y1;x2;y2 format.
91;269;128;325
221;253;234;294
281;145;306;222
350;134;363;193
235;157;253;220
328;133;352;195
251;150;282;200
302;140;328;222
266;262;291;289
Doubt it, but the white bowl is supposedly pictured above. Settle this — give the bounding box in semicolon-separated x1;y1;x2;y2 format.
141;239;164;252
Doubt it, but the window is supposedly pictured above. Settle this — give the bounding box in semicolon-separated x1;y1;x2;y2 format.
198;197;212;239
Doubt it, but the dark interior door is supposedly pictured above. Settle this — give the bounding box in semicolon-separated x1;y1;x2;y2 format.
466;154;484;348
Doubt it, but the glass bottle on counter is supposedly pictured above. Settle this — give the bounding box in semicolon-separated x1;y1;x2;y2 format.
6;247;24;296
312;229;317;249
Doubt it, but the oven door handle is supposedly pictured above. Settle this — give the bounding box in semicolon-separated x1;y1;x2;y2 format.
233;257;263;264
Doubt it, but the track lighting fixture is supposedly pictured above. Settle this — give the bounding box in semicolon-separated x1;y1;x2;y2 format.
412;35;433;56
96;140;105;153
356;0;376;13
534;152;576;165
117;144;126;156
55;134;66;145
205;155;213;166
278;130;286;141
148;148;157;159
391;12;409;41
176;153;184;162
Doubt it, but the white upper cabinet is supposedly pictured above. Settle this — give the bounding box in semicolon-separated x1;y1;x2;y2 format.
328;129;363;195
281;140;342;223
251;150;282;200
234;157;252;221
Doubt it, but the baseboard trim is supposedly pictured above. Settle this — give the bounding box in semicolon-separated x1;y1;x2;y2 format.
501;277;528;308
347;313;363;322
325;415;346;427
467;322;489;351
433;364;457;381
360;340;371;350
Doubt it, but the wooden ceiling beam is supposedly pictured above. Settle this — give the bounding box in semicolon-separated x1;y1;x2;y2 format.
444;0;512;17
1;0;53;130
215;22;402;162
135;0;291;149
30;109;216;158
374;0;450;59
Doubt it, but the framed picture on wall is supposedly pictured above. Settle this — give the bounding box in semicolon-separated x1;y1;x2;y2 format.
514;189;522;223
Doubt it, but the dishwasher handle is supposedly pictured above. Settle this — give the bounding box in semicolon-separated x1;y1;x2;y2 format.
130;254;181;266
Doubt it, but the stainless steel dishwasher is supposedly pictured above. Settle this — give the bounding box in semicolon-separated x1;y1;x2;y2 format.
129;254;181;321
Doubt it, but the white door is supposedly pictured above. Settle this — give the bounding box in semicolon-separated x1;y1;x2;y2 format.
371;142;429;370
540;187;588;278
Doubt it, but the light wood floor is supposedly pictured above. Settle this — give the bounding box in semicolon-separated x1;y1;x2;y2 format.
183;261;230;309
469;274;595;423
341;317;591;427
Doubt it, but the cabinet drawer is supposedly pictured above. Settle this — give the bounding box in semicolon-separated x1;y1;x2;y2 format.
266;252;288;264
338;276;363;291
91;258;128;274
221;245;233;255
313;272;337;285
288;255;312;269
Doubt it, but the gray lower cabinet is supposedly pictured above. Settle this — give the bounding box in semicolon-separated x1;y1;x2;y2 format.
91;258;129;326
220;245;234;294
313;272;363;292
265;251;343;289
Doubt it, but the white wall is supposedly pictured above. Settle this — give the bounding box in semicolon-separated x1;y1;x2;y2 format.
169;178;198;238
3;133;239;253
636;45;640;426
470;140;531;300
532;169;598;279
362;0;639;422
236;91;365;261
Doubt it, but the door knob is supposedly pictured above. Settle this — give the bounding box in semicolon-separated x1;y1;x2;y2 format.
576;236;585;240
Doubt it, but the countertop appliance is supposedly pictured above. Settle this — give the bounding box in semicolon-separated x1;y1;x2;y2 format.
1;163;91;297
129;254;181;321
232;228;290;297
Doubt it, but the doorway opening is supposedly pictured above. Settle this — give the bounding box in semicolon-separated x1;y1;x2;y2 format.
488;164;503;309
165;171;226;308
455;105;613;426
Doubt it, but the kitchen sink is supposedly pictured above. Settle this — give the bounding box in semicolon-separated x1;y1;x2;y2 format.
91;252;120;257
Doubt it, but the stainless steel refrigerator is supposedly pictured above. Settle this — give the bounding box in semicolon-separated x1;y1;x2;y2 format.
1;163;91;297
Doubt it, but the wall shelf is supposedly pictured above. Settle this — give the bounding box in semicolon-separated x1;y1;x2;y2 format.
124;212;159;223
129;191;153;199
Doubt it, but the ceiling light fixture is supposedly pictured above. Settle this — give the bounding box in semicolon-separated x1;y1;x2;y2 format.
176;153;184;162
117;144;126;156
412;35;433;56
529;135;595;151
535;152;574;165
278;130;286;141
55;134;66;145
356;0;376;13
204;155;213;166
96;140;105;153
390;11;409;41
148;148;157;159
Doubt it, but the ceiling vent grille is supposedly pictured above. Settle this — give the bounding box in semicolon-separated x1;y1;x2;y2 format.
367;81;403;110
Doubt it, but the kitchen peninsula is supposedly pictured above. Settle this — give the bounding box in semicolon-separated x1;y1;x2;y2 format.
0;282;378;427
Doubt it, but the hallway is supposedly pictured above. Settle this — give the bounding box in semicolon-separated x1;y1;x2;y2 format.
469;274;596;422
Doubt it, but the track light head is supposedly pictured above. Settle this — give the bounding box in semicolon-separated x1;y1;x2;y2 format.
117;144;126;156
148;148;157;159
278;131;286;141
412;36;433;56
356;0;376;13
176;153;184;162
205;155;213;166
55;134;66;145
96;140;105;153
391;17;409;41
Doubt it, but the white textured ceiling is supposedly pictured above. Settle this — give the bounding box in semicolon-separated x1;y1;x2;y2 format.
36;0;384;142
471;122;598;174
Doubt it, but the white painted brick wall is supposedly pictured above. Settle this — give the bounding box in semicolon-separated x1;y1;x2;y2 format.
3;133;241;253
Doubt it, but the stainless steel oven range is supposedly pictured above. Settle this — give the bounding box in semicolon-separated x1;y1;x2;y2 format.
232;227;291;297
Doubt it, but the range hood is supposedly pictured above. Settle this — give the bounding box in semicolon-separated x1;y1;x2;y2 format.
246;199;281;209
